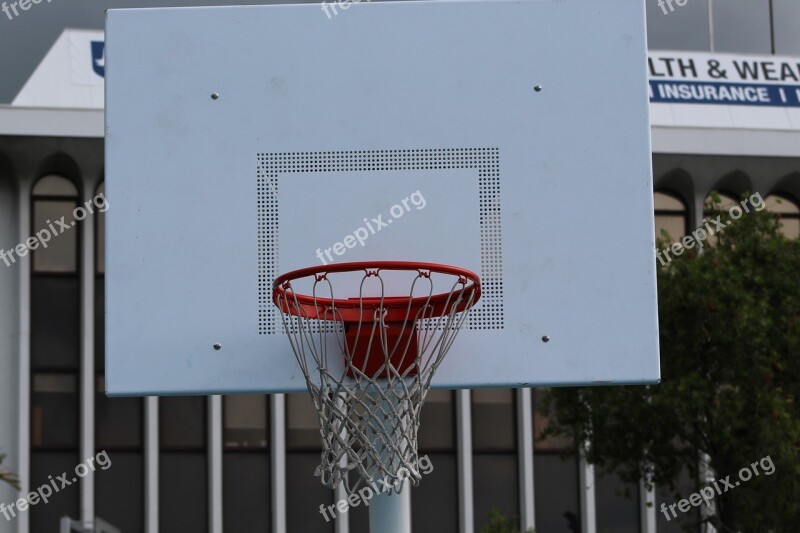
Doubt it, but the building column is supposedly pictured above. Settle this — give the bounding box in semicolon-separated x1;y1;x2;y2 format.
271;394;287;533
579;444;596;533
208;395;223;533
639;479;656;533
144;397;159;533
80;191;96;527
17;182;31;533
456;389;473;533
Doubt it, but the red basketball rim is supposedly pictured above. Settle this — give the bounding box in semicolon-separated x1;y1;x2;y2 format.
272;261;481;322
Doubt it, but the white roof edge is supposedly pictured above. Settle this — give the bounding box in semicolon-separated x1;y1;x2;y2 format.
1;106;798;157
652;126;800;158
0;105;104;138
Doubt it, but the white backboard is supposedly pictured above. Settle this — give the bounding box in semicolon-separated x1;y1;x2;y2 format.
105;0;660;395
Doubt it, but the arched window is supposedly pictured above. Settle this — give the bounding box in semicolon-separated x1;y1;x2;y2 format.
31;175;79;272
765;194;800;239
30;174;81;531
704;191;739;211
703;191;740;246
654;191;688;243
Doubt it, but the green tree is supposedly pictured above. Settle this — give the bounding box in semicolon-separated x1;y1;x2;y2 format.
542;195;800;531
0;451;19;489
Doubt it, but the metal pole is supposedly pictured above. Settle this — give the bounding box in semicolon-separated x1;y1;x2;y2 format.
368;482;411;533
335;393;350;533
516;388;535;531
367;391;412;533
456;389;474;533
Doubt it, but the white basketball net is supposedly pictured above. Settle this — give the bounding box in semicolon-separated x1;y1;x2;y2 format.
273;265;479;495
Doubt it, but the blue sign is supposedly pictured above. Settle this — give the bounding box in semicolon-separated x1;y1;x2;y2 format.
91;41;105;78
650;80;800;107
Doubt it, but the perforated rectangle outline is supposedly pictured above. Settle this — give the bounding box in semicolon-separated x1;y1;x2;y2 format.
257;148;504;334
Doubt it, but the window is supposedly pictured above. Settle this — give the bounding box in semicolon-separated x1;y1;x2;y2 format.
417;390;455;451
31;176;79;273
712;0;772;53
773;0;800;55
160;396;208;532
647;0;780;53
224;395;268;448
286;393;322;450
654;191;688;243
647;0;711;51
412;390;458;532
532;389;580;532
765;194;800;239
286;393;334;533
595;468;640;533
30;175;81;532
472;389;518;530
160;396;206;449
223;395;270;532
704;191;739;212
656;467;700;532
473;388;516;451
703;191;739;246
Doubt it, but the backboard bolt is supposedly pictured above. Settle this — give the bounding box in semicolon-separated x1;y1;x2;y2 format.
533;85;543;92
211;93;220;100
213;343;222;350
541;335;550;342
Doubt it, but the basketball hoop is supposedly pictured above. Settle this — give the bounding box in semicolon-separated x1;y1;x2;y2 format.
273;261;480;494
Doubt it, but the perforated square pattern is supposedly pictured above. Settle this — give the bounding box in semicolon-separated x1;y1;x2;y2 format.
257;148;504;334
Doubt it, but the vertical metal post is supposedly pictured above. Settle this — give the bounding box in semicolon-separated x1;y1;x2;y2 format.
368;483;411;533
516;388;535;531
335;393;350;533
456;389;474;533
366;393;413;532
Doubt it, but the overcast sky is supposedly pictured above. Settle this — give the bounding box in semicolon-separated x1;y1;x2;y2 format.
0;0;319;103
